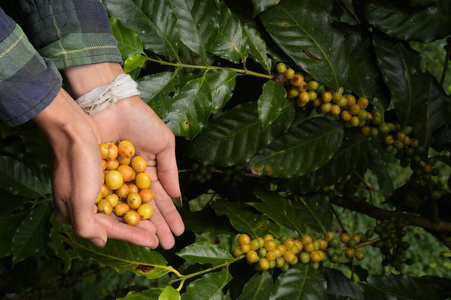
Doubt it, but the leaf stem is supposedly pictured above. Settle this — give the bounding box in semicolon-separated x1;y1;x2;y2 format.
144;57;273;79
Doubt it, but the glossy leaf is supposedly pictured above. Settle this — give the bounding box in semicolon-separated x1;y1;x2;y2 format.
0;212;27;259
258;81;287;127
212;198;271;239
123;54;146;74
276;133;368;194
206;69;237;112
50;216;77;273
269;264;327;299
0;193;29;216
170;0;219;60
104;0;179;57
12;204;51;266
181;269;232;300
244;25;272;72
359;273;448;299
252;188;306;235
0;155;49;198
362;0;451;43
297;193;332;234
181;204;237;236
60;230;171;279
137;72;179;119
164;75;212;139
260;0;349;90
324;268;364;300
109;17;144;58
237;271;274;300
188;101;295;166
251;0;279;17
372;33;428;127
207;2;249;64
250;118;344;178
159;286;181;300
176;242;233;266
119;288;164;300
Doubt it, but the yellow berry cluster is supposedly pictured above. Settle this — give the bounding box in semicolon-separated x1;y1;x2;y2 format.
97;140;154;226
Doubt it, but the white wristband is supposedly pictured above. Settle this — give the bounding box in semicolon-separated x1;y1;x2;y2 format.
75;73;140;116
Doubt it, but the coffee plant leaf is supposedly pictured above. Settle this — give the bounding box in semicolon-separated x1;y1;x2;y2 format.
176;242;233;266
359;273;447;299
0;193;30;217
180;204;236;236
60;230;171;279
260;0;349;90
250;118;344;178
164;75;212;140
138;72;179;119
12;204;51;266
258;80;287;127
244;24;272;72
104;0;179;57
188;101;295;166
268;264;327;300
109;17;144;59
251;0;278;17
372;33;428;127
297;193;332;234
159;286;181;300
0;155;50;198
119;288;164;300
367;143;395;194
206;69;237;112
207;2;249;64
237;271;274;300
170;0;219;60
361;0;451;43
212;198;278;239
276;133;368;193
181;269;232;300
0;211;27;259
324;268;364;300
123;54;146;75
252;188;306;235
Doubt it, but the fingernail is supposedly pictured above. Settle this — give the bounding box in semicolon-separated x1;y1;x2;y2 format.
91;238;106;248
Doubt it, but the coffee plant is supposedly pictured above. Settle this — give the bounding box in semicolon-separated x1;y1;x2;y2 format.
1;0;451;299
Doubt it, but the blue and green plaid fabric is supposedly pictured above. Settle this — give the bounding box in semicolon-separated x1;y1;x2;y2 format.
0;0;122;126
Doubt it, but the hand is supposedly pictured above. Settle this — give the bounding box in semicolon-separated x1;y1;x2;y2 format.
34;89;159;248
92;96;185;249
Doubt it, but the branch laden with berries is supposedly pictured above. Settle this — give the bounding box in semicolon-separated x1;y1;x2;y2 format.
1;0;451;299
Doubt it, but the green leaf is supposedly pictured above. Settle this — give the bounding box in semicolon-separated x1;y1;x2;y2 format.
212;198;271;239
119;288;164;300
269;264;327;299
207;2;249;64
276;133;368;194
109;17;144;58
258;81;287;127
244;25;272;72
250;118;344;178
50;214;77;273
180;204;236;236
137;72;179;119
297;193;332;234
359;273;447;299
182;269;232;300
104;0;179;57
0;212;27;259
0;155;49;198
206;69;237;112
324;268;364;300
0;193;29;216
176;242;233;266
12;204;51;266
252;188;306;235
362;0;451;43
260;0;349;90
341;24;380;98
372;33;428;127
123;54;146;74
60;230;171;279
170;0;219;60
237;271;274;300
159;286;181;300
188;101;295;166
251;0;279;17
164;75;212;140
368;143;395;194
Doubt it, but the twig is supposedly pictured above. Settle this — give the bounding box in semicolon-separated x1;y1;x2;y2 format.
330;202;347;233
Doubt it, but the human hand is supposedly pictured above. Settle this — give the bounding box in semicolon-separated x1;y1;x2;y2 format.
34;89;159;248
92;96;185;249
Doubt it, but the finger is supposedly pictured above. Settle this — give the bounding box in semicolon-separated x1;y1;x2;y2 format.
155;142;181;198
95;214;159;248
151;182;185;237
149;201;175;250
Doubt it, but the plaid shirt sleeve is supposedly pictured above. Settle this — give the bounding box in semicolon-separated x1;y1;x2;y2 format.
0;7;62;126
15;0;122;69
